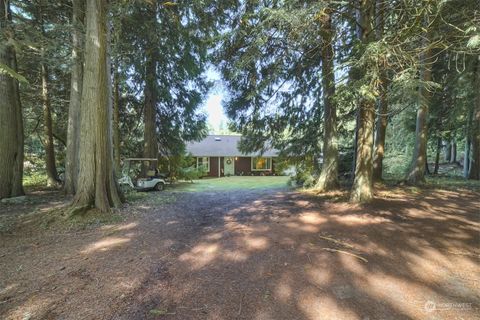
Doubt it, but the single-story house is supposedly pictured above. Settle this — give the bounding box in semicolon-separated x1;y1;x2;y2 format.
185;135;279;177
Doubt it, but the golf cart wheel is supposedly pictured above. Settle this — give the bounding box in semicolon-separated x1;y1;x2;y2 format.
154;182;165;191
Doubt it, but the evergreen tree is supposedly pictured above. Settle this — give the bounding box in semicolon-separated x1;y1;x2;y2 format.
0;0;24;199
71;0;121;212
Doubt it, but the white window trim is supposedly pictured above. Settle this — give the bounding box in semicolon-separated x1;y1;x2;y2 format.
197;157;210;172
251;157;272;171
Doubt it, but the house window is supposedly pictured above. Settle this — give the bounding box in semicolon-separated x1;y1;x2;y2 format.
251;157;271;171
197;157;209;171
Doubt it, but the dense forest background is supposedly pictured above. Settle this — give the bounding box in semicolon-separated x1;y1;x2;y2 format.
0;0;479;210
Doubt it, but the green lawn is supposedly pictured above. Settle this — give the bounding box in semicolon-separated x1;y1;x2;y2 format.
169;176;290;192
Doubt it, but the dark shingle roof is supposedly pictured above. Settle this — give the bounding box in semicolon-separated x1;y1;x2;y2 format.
185;135;278;157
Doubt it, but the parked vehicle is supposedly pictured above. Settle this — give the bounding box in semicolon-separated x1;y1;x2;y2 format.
118;158;169;192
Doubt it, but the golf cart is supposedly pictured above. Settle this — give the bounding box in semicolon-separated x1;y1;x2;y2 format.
118;158;169;192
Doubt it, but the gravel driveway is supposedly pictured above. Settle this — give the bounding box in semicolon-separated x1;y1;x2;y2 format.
1;181;479;320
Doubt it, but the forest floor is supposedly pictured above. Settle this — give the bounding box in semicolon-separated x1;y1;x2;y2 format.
0;177;479;320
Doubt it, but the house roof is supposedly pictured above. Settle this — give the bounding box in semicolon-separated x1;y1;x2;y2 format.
185;135;278;157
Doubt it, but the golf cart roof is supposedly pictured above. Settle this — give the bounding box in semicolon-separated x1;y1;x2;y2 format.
124;158;158;161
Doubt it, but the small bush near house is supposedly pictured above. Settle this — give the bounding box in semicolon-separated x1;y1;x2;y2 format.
178;165;208;182
288;168;317;188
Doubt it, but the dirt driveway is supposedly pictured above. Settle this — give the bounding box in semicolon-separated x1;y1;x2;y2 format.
1;178;479;319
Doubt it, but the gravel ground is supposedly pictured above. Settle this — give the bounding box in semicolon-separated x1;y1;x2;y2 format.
0;183;479;320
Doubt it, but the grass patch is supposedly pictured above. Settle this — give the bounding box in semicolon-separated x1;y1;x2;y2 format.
169;176;290;192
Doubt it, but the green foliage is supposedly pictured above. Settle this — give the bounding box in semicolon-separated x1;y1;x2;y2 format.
171;176;289;192
5;0;479;195
178;165;208;181
0;63;28;83
288;170;317;189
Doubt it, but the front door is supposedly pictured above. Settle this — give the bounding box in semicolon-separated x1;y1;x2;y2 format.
224;157;235;176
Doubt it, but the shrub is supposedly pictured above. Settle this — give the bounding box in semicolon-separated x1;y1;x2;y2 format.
178;165;208;182
288;168;317;188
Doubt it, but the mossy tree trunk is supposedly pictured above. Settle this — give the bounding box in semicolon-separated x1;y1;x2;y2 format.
406;35;432;185
65;0;84;195
464;107;472;177
468;55;480;180
71;0;121;212
315;7;338;192
41;61;59;186
445;142;451;162
0;0;24;200
372;0;389;182
351;0;375;203
113;70;121;174
450;140;457;163
143;4;159;162
38;2;59;187
433;137;441;174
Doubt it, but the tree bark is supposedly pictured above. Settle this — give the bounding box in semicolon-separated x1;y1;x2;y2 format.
372;84;388;181
468;55;480;180
445;142;451;162
351;0;375;202
143;6;159;161
464;107;473;177
406;37;432;184
41;61;59;186
372;0;388;182
451;140;457;163
425;156;430;175
0;0;24;200
464;138;471;177
113;69;121;174
71;0;121;212
65;0;84;194
315;7;338;192
433;137;441;174
37;3;59;187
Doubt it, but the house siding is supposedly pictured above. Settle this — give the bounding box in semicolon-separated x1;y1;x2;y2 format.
208;157;219;177
235;157;276;176
235;157;251;175
198;156;277;177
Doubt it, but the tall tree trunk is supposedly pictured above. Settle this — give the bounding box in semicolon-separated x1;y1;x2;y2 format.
372;83;388;181
406;36;432;184
0;0;24;199
315;7;338;191
445;141;451;162
71;0;121;213
433;137;441;174
65;0;84;194
113;70;121;174
143;6;159;162
464;108;473;177
451;140;457;163
41;61;59;186
372;0;389;182
351;0;375;202
468;55;480;180
425;156;430;175
463;138;471;177
106;24;123;202
38;3;59;187
11;51;24;197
